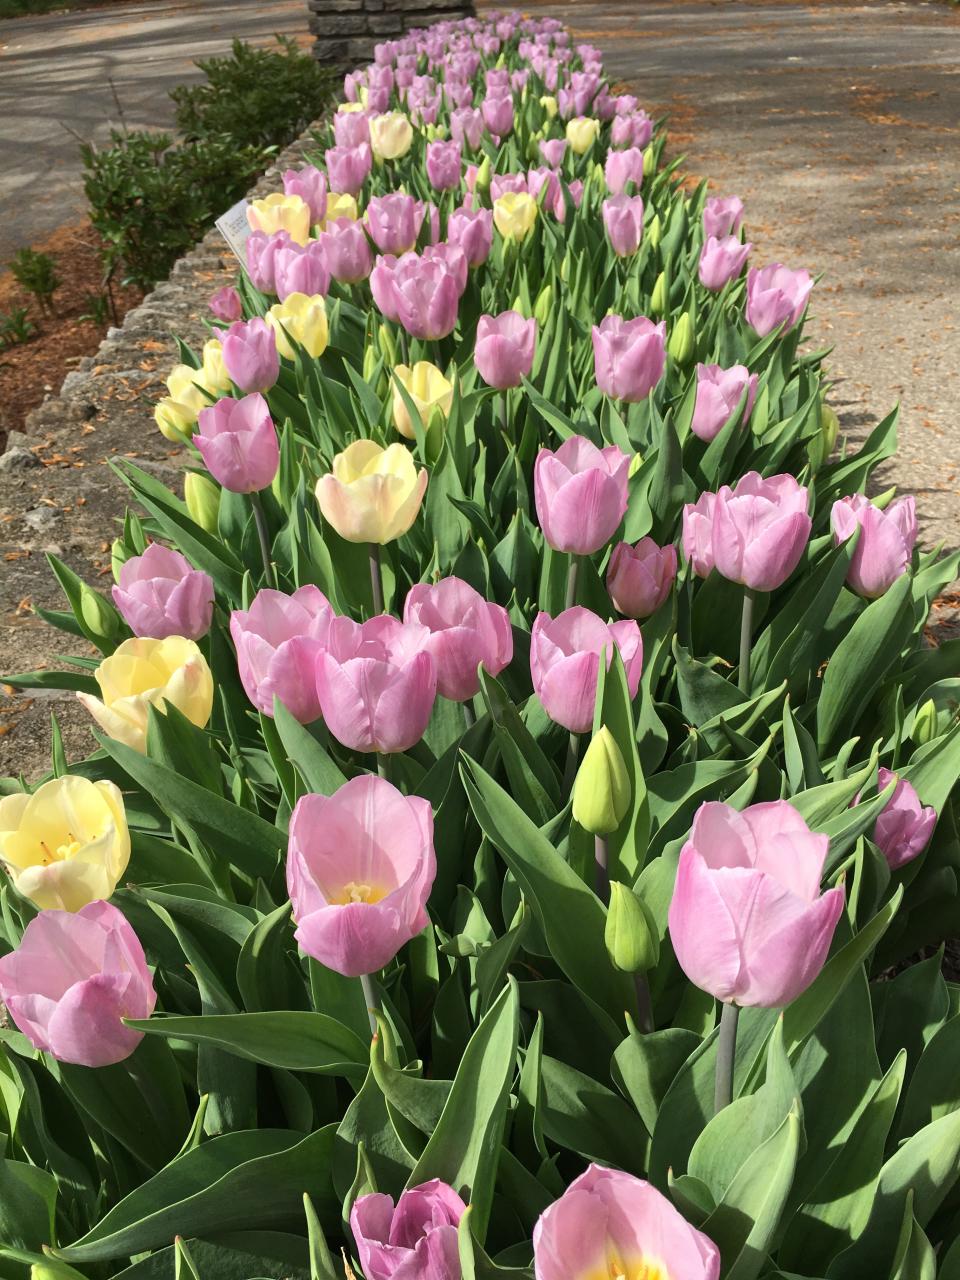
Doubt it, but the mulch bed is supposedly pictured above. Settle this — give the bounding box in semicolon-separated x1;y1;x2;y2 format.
0;220;142;448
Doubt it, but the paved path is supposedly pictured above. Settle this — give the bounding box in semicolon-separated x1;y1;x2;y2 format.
0;0;310;262
549;0;960;551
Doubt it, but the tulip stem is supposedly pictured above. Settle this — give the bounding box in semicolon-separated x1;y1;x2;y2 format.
250;491;277;590
377;753;391;783
714;1001;740;1114
563;731;580;795
398;326;410;368
499;390;509;437
462;701;476;730
594;834;610;904
738;587;756;695
565;555;581;610
368;543;385;615
633;973;654;1035
360;972;381;1037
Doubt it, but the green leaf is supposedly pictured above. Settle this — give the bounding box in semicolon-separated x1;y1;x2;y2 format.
408;979;519;1241
612;1025;701;1135
539;1054;649;1173
272;701;347;796
0;1159;57;1254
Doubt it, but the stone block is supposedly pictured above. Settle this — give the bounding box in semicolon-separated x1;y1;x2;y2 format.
308;0;364;10
369;13;403;33
311;37;351;61
309;12;369;35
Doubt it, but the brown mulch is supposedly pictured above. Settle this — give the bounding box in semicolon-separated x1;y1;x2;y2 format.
0;220;142;448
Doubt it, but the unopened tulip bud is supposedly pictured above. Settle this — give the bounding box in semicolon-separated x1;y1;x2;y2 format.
605;882;659;973
820;402;839;455
378;323;398;366
111;538;131;582
363;343;379;384
913;698;939;746
184;471;220;534
642;146;655;176
80;582;121;643
475;156;491;191
534;285;553;327
572;726;631;835
647;213;661;249
650;271;667;317
668;312;695;365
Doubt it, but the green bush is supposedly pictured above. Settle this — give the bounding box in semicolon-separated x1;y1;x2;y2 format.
171;36;335;153
80;38;334;289
9;246;60;312
81;130;264;290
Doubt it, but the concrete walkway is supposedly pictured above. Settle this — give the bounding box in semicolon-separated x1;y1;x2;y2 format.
550;0;960;551
0;0;310;262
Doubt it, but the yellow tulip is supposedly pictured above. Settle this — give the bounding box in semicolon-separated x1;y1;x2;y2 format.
338;102;366;114
316;440;428;545
247;192;312;246
154;396;197;442
539;95;559;119
323;192;359;225
369;112;414;161
566;116;601;155
166;363;211;416
200;338;232;394
0;776;130;912
392;362;454;439
266;292;329;360
77;636;214;754
493;192;538;243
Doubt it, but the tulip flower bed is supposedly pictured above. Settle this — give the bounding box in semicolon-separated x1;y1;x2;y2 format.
5;9;960;1279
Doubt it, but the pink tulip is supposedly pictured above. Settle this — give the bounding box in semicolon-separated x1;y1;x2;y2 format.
404;576;513;701
230;585;334;722
682;491;718;578
474;309;537;390
221;317;280;394
745;263;814;336
371;254;402;323
485;67;511;94
0;901;157;1067
325;143;372;197
422;242;468;295
711;471;811;591
531;607;642;733
604;146;644;195
334;109;372;148
446;205;493;267
351;1180;465;1280
831;493;917;599
391;253;460;341
527;166;561;210
315;615;437;754
534;437;630;555
319;218;374;284
287;776;435;977
209;285;242;322
668;800;845;1007
603;194;644;257
873;768;936;869
450;107;483;150
426;139;462;191
607;538;677;619
703;195;744;239
195;393;279;494
553;178;583;221
481;93;514;136
246;230;293;294
283;166;328;225
592;314;666;403
534;1165;720;1280
490;172;528;202
691;363;758;442
274;242;330;302
539;137;567;167
113;543;213;641
365;194;426;255
699;235;752;290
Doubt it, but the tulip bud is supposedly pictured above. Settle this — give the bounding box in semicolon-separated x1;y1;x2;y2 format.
533;285;553;328
642;145;656;176
647;213;661;249
605;882;659;973
913;698;939;746
111;538;131;583
560;253;570;283
668;312;695;365
475;156;491;191
820;402;839;456
184;471;221;534
378;322;398;367
80;582;121;644
572;726;631;835
650;271;667;317
363;342;379;384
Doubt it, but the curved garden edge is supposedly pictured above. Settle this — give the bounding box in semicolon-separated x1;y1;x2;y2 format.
0;125;327;780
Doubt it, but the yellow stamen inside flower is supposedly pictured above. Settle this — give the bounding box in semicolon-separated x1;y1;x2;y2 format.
585;1257;668;1280
38;836;83;866
332;880;386;905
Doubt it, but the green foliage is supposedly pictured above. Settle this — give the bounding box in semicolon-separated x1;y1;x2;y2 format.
8;248;59;312
0;305;36;347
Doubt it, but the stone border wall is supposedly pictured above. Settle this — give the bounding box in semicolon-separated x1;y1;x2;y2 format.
309;0;474;68
0;126;325;779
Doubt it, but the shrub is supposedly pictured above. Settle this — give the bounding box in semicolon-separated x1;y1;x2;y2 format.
0;304;36;346
8;246;60;312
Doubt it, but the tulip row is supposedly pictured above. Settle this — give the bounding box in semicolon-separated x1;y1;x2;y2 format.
3;9;960;1280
